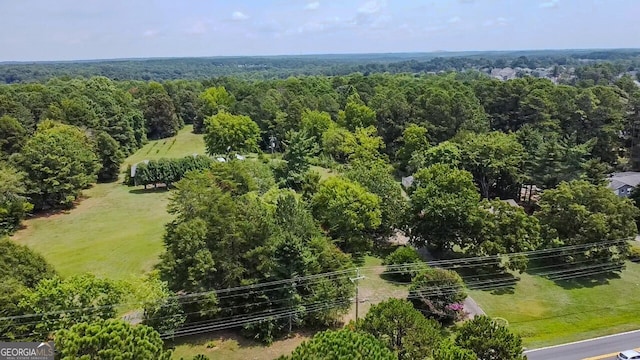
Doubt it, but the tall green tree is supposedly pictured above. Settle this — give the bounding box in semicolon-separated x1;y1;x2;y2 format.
94;131;124;182
300;109;335;142
345;159;408;238
18;121;100;210
535;180;639;267
408;164;480;252
0;163;33;235
311;176;382;253
143;82;181;139
408;141;461;174
396;124;430;172
204;111;261;155
0;115;27;159
196;86;235;133
339;93;376;131
455;315;526;360
279;130;319;189
433;339;478;360
456;131;525;199
469;200;542;272
55;320;172;360
360;298;442;359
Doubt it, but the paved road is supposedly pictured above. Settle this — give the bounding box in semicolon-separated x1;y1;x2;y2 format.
525;330;640;360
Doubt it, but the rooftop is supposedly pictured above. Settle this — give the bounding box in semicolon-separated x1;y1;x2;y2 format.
608;172;640;190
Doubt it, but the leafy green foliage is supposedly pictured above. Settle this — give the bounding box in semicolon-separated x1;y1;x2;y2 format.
204;111;261;155
0;115;27;159
408;267;467;324
408;164;480;252
433;339;478;360
535;180;639;267
456;131;524;199
455;315;526;360
396;124;430;172
18;121;100;210
383;247;425;282
408;141;461;174
0;163;33;235
129;155;213;188
18;274;124;339
55;319;172;360
160;173;353;343
300;109;335;142
94;131;124;182
345;159;408;238
360;298;442;359
339;93;376;131
196;86;235;133
143;82;182;139
469;200;542;272
311;176;382;253
284;328;396;360
279;130;319;189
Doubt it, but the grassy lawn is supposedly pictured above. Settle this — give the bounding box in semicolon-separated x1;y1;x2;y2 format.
11;182;172;280
124;125;206;166
10;126;208;280
469;262;640;348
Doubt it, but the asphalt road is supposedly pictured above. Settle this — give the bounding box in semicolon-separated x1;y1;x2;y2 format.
525;330;640;360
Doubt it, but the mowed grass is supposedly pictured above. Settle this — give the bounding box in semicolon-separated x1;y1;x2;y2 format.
469;262;640;348
11;182;172;280
11;126;207;280
125;125;206;165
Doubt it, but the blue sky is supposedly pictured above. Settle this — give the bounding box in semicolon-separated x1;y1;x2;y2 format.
0;0;637;61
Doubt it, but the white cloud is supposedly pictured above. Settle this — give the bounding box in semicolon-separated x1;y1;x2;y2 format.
539;0;559;8
358;0;386;14
142;29;159;38
483;17;509;27
448;16;461;24
305;2;320;10
186;21;207;35
232;11;249;21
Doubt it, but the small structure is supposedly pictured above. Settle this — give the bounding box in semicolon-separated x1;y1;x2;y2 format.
216;157;226;162
608;172;640;197
235;154;245;160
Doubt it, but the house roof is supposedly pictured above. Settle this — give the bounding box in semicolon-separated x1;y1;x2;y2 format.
608;172;640;190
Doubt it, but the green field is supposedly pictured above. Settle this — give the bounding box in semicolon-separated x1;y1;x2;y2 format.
124;125;207;165
470;262;640;348
11;126;207;280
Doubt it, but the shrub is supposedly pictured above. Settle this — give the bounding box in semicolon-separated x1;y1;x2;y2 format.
383;246;425;282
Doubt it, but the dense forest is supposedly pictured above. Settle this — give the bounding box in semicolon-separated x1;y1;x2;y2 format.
1;49;640;83
2;54;640;359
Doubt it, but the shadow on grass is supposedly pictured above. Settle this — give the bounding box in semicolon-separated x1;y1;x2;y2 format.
165;328;319;353
526;260;624;289
128;187;170;195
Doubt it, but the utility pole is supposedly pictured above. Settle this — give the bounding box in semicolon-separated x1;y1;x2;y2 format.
349;268;365;325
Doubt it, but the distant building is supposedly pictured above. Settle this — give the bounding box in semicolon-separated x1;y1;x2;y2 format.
608;172;640;197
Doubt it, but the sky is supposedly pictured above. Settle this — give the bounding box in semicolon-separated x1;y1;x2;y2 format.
0;0;638;62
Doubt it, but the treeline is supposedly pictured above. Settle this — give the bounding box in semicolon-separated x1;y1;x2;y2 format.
2;69;640;235
125;155;214;188
1;49;639;83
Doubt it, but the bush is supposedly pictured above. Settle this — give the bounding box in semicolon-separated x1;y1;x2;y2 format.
383;246;425;282
408;267;467;324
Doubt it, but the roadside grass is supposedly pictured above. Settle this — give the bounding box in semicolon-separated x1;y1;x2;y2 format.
469;262;640;348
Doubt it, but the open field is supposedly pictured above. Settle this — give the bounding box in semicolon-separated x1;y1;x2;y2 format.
124;125;207;165
11;125;208;279
470;262;640;348
11;182;171;280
